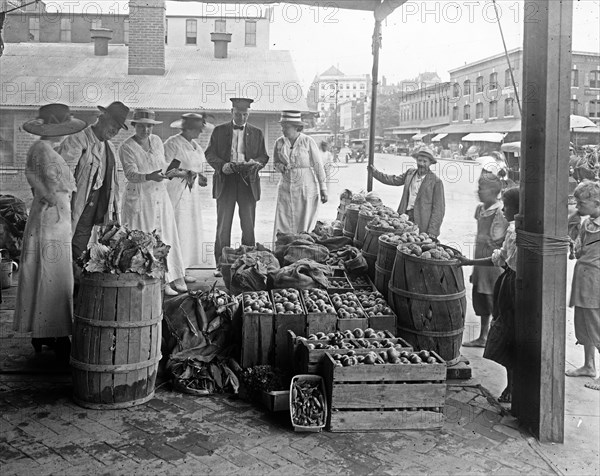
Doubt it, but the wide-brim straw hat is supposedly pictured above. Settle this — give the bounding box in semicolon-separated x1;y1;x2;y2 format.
22;103;87;137
170;112;214;132
411;146;437;164
278;110;306;125
130;109;162;125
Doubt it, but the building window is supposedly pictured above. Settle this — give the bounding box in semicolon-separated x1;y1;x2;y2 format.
590;71;600;88
505;98;515;116
489;72;498;91
489;100;498;118
0;114;14;166
571;69;579;87
463;80;471;96
186;19;197;45
571;99;579;115
360;83;365;89
505;69;512;88
452;106;459;121
215;19;226;33
29;17;40;41
60;18;71;42
476;76;484;93
245;20;256;46
476;103;483;119
589;100;600;118
124;19;130;44
463;104;470;121
353;83;357;89
453;83;460;98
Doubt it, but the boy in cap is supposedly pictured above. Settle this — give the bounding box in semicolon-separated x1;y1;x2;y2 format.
57;101;130;261
368;146;445;238
205;98;269;274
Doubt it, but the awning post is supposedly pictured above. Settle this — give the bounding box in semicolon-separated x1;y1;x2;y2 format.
367;19;381;192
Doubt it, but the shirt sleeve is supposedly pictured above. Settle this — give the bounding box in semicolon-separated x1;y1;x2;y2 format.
119;142;146;183
307;137;327;190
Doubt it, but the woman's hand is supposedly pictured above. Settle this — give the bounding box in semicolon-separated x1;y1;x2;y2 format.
321;190;328;204
165;168;187;179
146;169;166;182
41;195;57;207
197;173;208;187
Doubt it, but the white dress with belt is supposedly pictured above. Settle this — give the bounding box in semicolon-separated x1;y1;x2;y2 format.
164;133;206;268
273;133;327;241
119;135;186;283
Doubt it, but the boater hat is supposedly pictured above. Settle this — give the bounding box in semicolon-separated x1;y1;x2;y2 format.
130;109;162;125
229;98;254;110
97;101;129;130
411;146;437;164
22;103;87;137
278;110;305;125
170;112;208;129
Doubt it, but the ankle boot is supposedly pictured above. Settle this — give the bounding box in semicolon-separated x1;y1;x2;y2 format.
54;337;71;364
31;338;56;353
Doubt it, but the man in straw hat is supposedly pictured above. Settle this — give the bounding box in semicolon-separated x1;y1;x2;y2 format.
205;98;269;275
368;145;445;238
57;101;130;262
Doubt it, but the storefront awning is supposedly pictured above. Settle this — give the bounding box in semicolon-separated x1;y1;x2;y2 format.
412;133;428;141
431;133;448;142
462;132;505;143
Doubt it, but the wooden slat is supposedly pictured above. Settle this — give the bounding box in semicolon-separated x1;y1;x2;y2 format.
99;286;117;404
127;281;142;395
328;409;444;432
88;283;103;401
113;286;131;402
369;315;396;333
331;383;446;409
274;314;304;369
259;313;274;365
337;317;368;332
137;282;153;400
306;313;337;336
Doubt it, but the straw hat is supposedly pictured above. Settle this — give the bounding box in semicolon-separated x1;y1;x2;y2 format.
130;109;162;125
170;112;214;131
411;146;437;164
97;101;130;130
22;103;87;137
278;110;305;125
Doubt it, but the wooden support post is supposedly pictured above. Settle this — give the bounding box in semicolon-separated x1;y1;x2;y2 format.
513;0;572;443
367;19;381;192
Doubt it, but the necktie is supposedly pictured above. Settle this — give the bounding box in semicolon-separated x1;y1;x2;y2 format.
233;125;244;130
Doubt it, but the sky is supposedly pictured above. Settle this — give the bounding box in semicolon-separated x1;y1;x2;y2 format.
268;0;600;88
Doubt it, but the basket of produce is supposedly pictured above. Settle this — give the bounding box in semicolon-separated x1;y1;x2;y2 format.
290;375;327;432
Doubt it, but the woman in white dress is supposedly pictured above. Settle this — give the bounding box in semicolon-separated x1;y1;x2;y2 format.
273;111;328;242
14;104;86;362
119;109;187;296
164;113;211;281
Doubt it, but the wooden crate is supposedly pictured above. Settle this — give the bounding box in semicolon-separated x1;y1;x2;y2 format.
297;337;413;375
369;315;397;333
337;317;369;332
323;352;446;432
326;277;353;294
241;311;274;368
300;289;338;336
261;390;290;412
271;289;306;370
346;273;376;291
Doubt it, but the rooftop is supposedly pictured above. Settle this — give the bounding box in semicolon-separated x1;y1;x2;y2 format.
0;43;307;112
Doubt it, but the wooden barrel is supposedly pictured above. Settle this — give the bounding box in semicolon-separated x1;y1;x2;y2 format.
343;208;359;239
71;273;162;409
361;226;388;279
353;211;372;249
374;236;397;294
388;248;466;365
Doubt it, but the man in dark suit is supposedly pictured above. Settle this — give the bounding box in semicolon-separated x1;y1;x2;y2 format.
368;146;445;238
205;98;269;274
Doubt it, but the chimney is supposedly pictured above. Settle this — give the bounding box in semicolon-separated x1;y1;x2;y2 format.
91;28;113;56
128;0;165;75
210;32;232;58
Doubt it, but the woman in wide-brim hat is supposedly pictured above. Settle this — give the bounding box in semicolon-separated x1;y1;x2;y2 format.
15;104;87;362
118;109;188;296
272;110;329;242
164;113;212;281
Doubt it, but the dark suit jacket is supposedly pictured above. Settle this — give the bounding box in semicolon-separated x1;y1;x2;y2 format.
372;167;445;238
205;122;269;201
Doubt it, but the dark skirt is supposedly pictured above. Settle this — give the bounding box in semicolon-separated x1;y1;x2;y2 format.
483;267;516;369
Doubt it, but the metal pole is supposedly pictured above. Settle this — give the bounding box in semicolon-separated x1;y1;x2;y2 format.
334;80;339;157
367;20;381;192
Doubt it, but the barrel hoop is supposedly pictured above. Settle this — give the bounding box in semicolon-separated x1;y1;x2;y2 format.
70;354;162;373
375;264;392;275
388;284;466;302
74;314;163;328
397;325;465;338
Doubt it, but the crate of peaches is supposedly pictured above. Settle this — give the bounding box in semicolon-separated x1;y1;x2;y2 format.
241;291;275;368
271;288;306;369
300;289;338;335
355;290;397;333
346;274;375;291
329;292;368;331
325;277;353;293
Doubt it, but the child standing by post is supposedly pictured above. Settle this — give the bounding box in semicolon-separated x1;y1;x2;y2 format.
459;187;519;403
463;175;509;347
566;180;600;391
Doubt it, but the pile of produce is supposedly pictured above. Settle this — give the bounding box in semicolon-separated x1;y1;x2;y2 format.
168;358;240;395
347;275;372;289
301;289;336;314
329;292;365;319
79;224;169;278
291;378;326;428
304;328;388;341
240;365;289;394
368;210;417;233
242;291;274;314
326;277;352;290
330;349;439;366
299;331;409;352
356;291;395;317
398;243;460;261
272;288;305;314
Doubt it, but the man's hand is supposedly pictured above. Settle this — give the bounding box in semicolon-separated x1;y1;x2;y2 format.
320;190;328;204
197;173;208;187
222;163;236;175
165;168;188;179
367;164;375;173
146;169;166;182
457;255;470;266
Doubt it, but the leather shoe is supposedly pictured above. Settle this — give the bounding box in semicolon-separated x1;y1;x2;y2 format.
172;284;188;293
164;284;179;296
184;275;197;283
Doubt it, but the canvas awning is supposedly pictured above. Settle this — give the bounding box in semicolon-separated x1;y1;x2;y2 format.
431;133;448;142
412;133;428;141
462;132;505;143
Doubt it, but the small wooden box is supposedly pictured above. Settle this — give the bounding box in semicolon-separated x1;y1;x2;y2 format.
261;389;290;412
326;277;353;294
241;312;274;368
290;375;327;432
323;352;446;432
300;289;338;336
